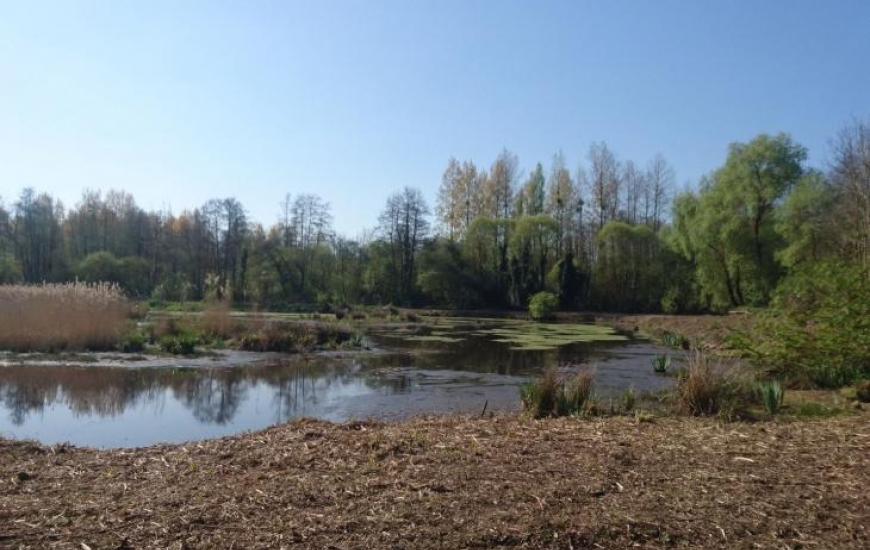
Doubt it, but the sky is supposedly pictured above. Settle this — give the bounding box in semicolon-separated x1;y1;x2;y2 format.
1;1;868;236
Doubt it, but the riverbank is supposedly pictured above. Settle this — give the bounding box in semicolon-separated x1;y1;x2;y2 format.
3;413;867;549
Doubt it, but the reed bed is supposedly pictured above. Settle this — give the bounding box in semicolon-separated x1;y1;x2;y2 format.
0;282;129;351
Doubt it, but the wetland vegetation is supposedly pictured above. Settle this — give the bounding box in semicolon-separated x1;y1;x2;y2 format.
2;122;870;548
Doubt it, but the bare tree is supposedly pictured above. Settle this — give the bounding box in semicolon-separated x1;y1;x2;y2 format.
644;154;675;231
830;119;870;265
587;142;620;230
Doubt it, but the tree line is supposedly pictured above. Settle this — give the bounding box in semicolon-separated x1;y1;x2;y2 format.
1;119;868;312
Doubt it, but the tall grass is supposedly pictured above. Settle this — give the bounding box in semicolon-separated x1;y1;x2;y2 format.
675;351;734;416
0;283;129;351
757;380;784;415
521;369;594;418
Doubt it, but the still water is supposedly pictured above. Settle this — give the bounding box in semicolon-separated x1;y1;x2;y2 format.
0;319;674;448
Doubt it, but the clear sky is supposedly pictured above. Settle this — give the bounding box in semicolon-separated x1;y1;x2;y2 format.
1;1;868;236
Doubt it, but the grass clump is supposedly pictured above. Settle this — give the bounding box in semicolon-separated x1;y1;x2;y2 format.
238;322;353;353
661;332;689;350
622;386;637;412
521;369;594;418
675;352;734;416
0;282;128;352
651;354;671;374
757;380;784;415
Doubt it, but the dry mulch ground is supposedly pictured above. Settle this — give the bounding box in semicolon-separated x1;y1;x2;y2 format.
2;413;868;549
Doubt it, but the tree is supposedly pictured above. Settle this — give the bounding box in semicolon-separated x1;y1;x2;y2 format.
516;163;545;216
671;134;807;308
829;118;870;266
378;187;431;304
592;221;665;312
644;154;674;230
587;142;620;230
13;188;67;282
545;151;579;257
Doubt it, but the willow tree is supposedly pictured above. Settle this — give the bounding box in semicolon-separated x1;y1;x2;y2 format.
672;134;807;308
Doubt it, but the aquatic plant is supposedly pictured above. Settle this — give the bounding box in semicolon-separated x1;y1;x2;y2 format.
159;331;199;355
651;354;671;374
521;369;594;418
0;282;128;351
661;332;689;350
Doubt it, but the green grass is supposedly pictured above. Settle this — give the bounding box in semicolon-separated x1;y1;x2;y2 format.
521;370;595;418
758;380;784;415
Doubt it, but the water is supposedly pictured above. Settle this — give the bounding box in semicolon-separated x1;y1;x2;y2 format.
0;319;676;448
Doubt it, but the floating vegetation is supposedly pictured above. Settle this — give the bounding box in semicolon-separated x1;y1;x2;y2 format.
371;317;628;351
404;335;465;344
475;321;627;350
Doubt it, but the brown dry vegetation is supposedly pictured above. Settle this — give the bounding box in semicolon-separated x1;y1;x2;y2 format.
2;413;868;549
0;283;128;351
595;312;753;351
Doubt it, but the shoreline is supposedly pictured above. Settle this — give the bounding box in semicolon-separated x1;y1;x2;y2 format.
2;411;868;549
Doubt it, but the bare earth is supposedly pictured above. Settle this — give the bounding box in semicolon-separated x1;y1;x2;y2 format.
2;412;868;549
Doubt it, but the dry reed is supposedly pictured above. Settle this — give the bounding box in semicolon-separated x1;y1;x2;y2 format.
0;282;129;351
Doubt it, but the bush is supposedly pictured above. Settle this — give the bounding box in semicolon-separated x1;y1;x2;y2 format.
734;261;870;388
120;330;146;353
159;331;199;355
528;291;558;321
856;379;870;403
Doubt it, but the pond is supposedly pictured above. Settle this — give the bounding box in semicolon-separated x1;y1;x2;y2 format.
0;317;677;448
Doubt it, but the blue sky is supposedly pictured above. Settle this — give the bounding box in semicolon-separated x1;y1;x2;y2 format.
1;1;868;236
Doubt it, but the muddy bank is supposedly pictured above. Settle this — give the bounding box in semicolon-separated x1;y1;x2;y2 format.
2;413;867;549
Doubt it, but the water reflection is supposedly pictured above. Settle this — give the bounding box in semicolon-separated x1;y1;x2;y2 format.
0;322;670;448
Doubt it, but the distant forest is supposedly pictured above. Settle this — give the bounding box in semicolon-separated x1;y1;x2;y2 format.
1;119;868;313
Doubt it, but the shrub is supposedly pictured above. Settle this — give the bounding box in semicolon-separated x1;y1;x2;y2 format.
120;330;146;353
528;291;558;321
0;282;128;351
734;261;870;388
757;380;784;415
159;331;199;355
651;354;671;374
856;379;870;403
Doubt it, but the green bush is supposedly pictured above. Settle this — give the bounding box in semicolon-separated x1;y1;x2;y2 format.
120;330;146;353
733;261;870;388
528;291;558;321
159;331;199;355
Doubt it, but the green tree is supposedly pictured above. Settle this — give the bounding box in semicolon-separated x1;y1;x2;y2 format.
671;134;807;308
